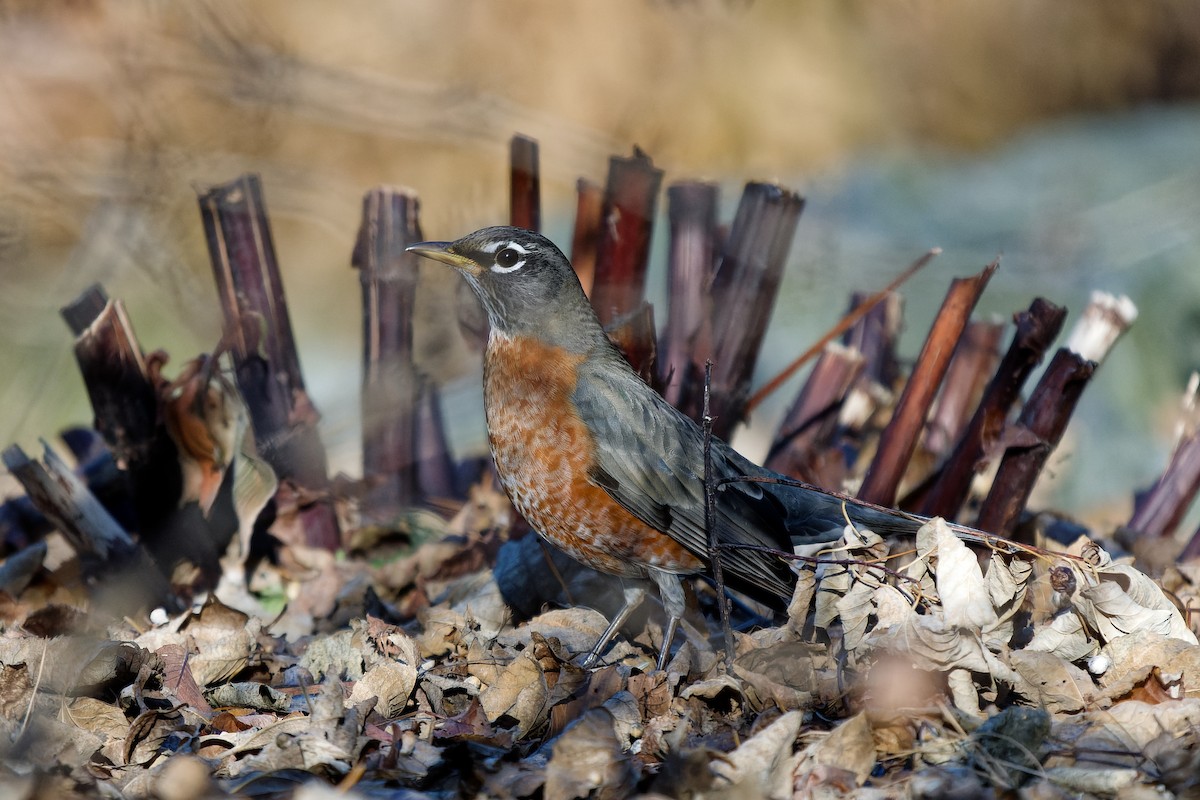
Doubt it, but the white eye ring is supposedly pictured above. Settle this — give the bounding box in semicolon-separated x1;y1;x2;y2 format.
488;241;530;273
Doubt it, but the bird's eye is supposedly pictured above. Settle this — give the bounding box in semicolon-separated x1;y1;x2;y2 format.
491;246;525;273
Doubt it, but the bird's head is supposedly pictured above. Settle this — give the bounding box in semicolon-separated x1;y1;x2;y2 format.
408;226;600;346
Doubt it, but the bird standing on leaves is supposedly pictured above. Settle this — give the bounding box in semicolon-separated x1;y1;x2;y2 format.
409;226;927;669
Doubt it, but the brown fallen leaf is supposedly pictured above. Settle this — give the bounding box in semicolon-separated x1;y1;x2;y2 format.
544;708;637;800
479;651;549;738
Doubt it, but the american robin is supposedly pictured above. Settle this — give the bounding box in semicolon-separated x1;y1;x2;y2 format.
409;226;933;668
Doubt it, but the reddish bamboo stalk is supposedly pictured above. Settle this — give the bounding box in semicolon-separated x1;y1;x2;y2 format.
660;181;718;419
764;344;865;486
975;348;1096;536
844;290;905;392
589;148;663;325
570;178;603;297
920;298;1067;519
509;134;541;232
857;259;999;507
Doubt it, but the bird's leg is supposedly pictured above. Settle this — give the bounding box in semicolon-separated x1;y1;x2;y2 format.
650;570;687;672
581;584;646;668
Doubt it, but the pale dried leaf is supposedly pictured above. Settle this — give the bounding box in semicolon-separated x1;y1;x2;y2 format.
63;697;128;738
601;690;642;749
206;682;291;713
866;614;1005;677
1097;630;1200;700
1066;698;1200;758
946;668;981;718
348;660;417;719
1040;766;1139;795
801;711;875;785
786;565;818;637
680;673;742;703
872;583;914;631
1007;650;1093;712
814;562;852;633
1076;562;1198;645
709;710;803;799
933;518;997;632
186;623;260;687
835;579;876;652
496;607;608;657
1025;609;1097;662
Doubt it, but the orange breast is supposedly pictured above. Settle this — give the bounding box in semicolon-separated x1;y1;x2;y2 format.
483;332;702;578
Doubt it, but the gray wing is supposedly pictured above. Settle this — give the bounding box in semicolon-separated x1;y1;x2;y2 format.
572;355;849;602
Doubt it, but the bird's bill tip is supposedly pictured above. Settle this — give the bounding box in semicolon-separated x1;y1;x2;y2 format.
406;241;481;274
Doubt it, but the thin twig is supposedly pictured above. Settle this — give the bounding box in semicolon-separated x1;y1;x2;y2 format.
744;248;940;415
19;640;48;740
703;360;736;671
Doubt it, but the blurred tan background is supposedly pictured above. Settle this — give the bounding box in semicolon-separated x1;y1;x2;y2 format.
3;0;1199;522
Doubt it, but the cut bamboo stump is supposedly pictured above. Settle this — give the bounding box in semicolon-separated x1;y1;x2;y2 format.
858;260;998;507
3;441;170;612
920;298;1067;520
61;285;158;467
199;173;339;550
764;343;865;487
925;319;1005;459
1128;375;1200;540
707;182;805;439
570;178;603;298
975;348;1096;536
660;181;719;421
589;147;663;327
510;134;541;232
353;186;425;520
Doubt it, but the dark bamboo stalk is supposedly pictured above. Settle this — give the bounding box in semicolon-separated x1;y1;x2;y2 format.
61;286;231;582
352;186;425;520
61;285;158;466
199;173;339;549
570;178;603;297
509;134;541;232
858;259;999;507
588;148;663;326
1127;428;1200;539
415;382;458;502
844;290;905;391
3;441;134;561
3;441;170;611
708;182;805;439
764;344;865;486
975;348;1096;536
660;181;718;419
920;298;1067;519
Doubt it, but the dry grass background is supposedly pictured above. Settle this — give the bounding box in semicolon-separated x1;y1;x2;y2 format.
2;0;1199;476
